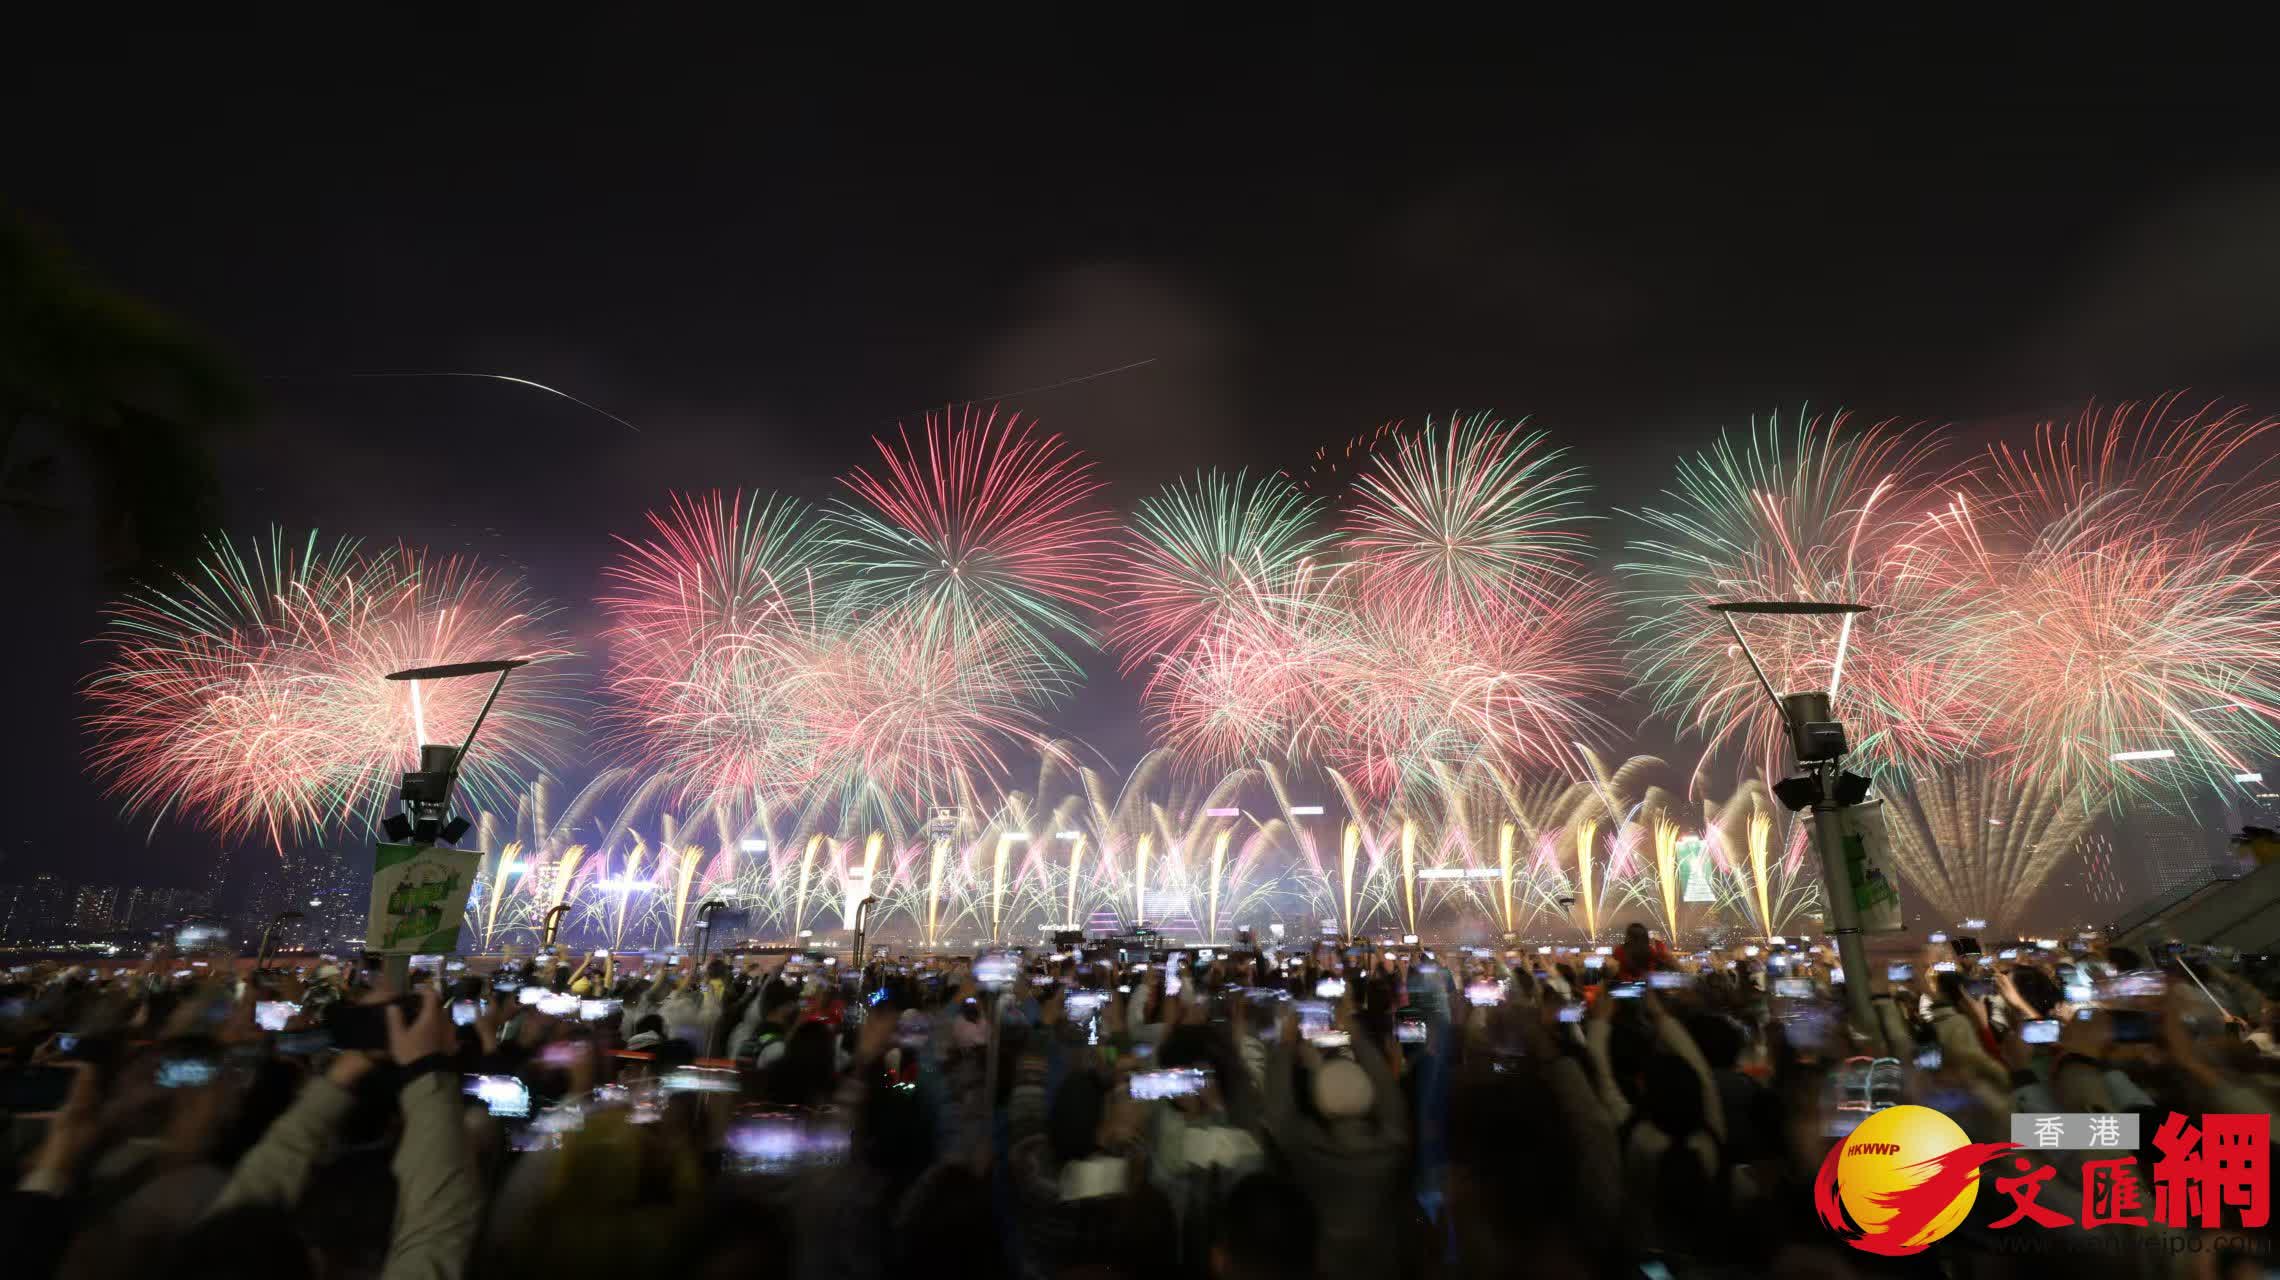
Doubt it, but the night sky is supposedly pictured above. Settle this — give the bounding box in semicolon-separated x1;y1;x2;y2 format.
8;14;2278;890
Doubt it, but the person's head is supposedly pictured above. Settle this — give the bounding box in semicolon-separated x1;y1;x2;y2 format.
761;979;801;1025
2010;966;2062;1019
1622;922;1654;969
765;1020;837;1107
1681;1011;1746;1072
1211;1173;1318;1280
1933;970;1970;1009
1048;1070;1109;1163
1310;1057;1373;1122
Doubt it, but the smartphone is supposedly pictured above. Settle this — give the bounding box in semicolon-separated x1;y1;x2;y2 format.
1932;961;1957;974
2021;1019;2061;1045
1649;971;1685;990
1928;932;1948;944
537;993;581;1018
1950;936;1981;957
1583;955;1605;971
156;1055;219;1089
1913;1045;1943;1071
1315;977;1346;1000
452;999;482;1027
2103;1009;2153;1043
464;1073;532;1118
1296;999;1332;1040
594;949;610;958
661;1066;741;1095
275;1028;334;1055
2063;981;2093;1005
1129;1067;1210;1100
1065;990;1108;1019
1742;946;1760;958
1310;1030;1351;1049
1997;948;2018;961
322;996;425;1051
1774;977;1815;1000
973;953;1018;989
174;922;230;952
445;960;467;972
55;1033;81;1055
254;1000;299;1032
1395;1017;1428;1045
1464;980;1505;1007
578;998;622;1022
1610;982;1645;1000
1557;1004;1584;1024
1887;963;1914;982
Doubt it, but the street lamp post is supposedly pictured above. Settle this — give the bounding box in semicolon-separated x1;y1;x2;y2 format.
378;657;531;990
1710;601;1884;1048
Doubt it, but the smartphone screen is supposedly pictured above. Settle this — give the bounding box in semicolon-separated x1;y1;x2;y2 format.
1887;963;1914;982
2108;1009;2155;1043
2021;1019;2061;1045
1314;977;1346;1000
254;1000;299;1032
452;999;482;1027
1129;1067;1210;1100
1395;1018;1428;1045
1610;982;1645;1000
463;1073;532;1118
1557;1004;1584;1024
1463;980;1505;1006
661;1066;741;1095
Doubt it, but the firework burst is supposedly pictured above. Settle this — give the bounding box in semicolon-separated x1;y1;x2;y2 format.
1344;411;1593;626
828;403;1116;681
85;530;571;849
1899;395;2280;798
1620;407;1954;786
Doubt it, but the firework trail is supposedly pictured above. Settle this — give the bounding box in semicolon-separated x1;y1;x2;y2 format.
85;530;571;849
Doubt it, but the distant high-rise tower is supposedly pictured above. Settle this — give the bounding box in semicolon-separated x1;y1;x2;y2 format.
2075;834;2127;906
2125;812;2219;896
206;848;236;916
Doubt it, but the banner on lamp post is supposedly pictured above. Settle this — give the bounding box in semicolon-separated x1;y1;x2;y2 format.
1804;799;1906;933
368;842;482;955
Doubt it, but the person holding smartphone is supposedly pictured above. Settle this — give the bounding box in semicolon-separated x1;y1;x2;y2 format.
201;991;480;1276
1260;997;1409;1280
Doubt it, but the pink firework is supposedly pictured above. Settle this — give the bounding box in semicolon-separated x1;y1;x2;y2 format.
1896;395;2280;796
1343;411;1594;626
830;403;1117;678
85;532;570;849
